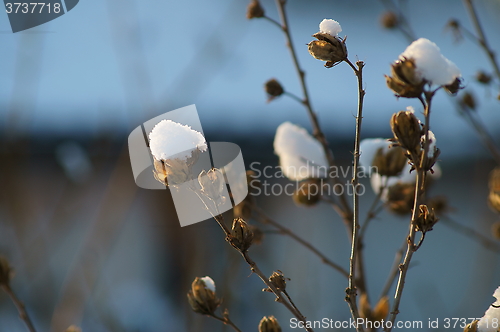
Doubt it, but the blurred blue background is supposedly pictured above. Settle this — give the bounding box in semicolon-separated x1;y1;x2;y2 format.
1;0;500;331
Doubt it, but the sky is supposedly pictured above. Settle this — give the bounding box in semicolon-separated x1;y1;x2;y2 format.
0;0;500;158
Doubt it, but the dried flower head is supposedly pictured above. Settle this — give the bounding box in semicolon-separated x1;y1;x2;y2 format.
293;179;322;206
415;204;439;233
386;182;415;215
246;0;264;19
380;11;399;29
308;19;347;68
229;218;254;252
259;315;282;332
269;270;287;291
385;57;425;98
386;38;462;97
475;71;492;85
372;145;407;177
390;110;423;154
460;91;477;111
265;79;284;102
149;120;207;186
187;276;221;315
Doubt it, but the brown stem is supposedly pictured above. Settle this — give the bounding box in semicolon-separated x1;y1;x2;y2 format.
1;284;37;332
253;206;349;278
211;313;243;332
240;251;314;332
441;216;500;252
273;0;353;221
345;58;366;332
379;239;407;299
385;92;433;331
463;0;500;81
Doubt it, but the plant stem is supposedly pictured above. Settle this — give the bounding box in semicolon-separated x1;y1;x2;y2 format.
214;214;313;331
344;58;366;332
1;284;37;332
379;239;407;299
385;93;433;331
212;313;243;332
463;0;500;81
273;0;353;222
253;206;349;278
240;251;314;332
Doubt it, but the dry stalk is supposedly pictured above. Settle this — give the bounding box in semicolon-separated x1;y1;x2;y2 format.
1;284;37;332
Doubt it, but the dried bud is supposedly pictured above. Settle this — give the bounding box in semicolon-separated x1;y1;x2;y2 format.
415;205;439;233
446;19;463;42
246;0;264;19
488;167;500;214
229;218;254;252
463;320;478;332
491;221;500;240
293;179;321;206
460;91;476;111
385;58;425;98
380;11;399;29
443;77;463;95
0;256;12;285
308;33;347;68
187;276;221;315
390;111;423;154
476;71;492;85
387;182;415;215
259;316;282;332
65;326;82;332
372;296;390;322
265;79;284;102
372;146;407;177
269;271;286;291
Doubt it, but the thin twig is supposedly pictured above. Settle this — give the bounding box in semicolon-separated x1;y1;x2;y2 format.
273;0;353;222
211;313;243;332
385;92;434;331
344;58;366;332
379;239;407;299
1;284;37;332
213;214;313;331
463;0;500;81
441;216;500;252
240;251;313;332
253;206;349;278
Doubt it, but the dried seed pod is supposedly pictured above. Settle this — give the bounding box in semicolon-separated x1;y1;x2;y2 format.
359;293;372;320
265;79;284;102
385;58;425;98
246;0;264;19
380;11;399;29
415;205;439;233
65;326;82;332
390;110;423;154
269;271;287;291
488;167;500;214
475;71;492;85
371;146;407;177
259;316;282;332
387;182;415;215
460;91;476;111
308;33;347;68
463;320;478;332
229;218;254;252
187;276;221;315
444;77;463;95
